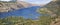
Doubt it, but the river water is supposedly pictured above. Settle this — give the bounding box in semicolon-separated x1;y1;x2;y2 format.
0;6;41;19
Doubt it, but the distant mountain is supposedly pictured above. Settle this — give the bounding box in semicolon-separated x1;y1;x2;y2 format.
17;1;44;8
0;1;42;12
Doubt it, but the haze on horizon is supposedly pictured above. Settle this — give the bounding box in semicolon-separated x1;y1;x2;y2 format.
18;0;52;4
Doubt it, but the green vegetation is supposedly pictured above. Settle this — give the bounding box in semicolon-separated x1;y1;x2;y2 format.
0;16;52;25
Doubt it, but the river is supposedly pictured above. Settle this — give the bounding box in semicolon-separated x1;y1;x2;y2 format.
0;6;41;19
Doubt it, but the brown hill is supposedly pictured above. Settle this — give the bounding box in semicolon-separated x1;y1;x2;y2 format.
0;1;32;12
0;1;43;12
44;0;60;25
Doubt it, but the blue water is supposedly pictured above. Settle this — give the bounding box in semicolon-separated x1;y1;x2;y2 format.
0;6;41;19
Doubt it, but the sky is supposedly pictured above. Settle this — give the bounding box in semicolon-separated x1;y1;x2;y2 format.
0;0;52;4
18;0;52;4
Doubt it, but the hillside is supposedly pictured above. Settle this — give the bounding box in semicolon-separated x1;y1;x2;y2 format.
0;1;41;12
43;0;60;25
